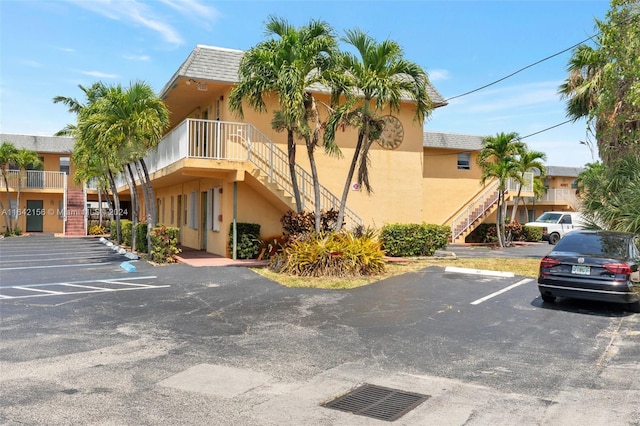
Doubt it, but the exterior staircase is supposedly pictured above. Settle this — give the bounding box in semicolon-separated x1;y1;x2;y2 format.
448;181;501;243
65;188;86;237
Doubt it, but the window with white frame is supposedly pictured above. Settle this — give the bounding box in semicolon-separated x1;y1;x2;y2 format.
457;153;471;170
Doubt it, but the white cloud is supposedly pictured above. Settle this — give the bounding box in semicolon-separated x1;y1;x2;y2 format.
66;0;185;46
427;69;451;81
123;54;151;61
81;70;119;79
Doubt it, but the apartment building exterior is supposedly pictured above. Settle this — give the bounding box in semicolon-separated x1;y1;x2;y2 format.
2;44;582;251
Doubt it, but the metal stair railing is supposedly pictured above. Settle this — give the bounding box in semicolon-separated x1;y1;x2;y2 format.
233;123;363;228
450;181;500;242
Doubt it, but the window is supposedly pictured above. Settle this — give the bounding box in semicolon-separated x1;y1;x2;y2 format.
206;187;221;232
170;196;174;225
189;191;197;228
60;157;70;175
571;179;579;189
457;153;470;170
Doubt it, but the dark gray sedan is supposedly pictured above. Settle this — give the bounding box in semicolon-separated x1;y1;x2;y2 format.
538;230;640;312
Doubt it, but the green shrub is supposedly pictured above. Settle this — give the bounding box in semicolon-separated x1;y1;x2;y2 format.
270;231;385;277
150;225;181;263
465;223;499;244
109;220;116;238
135;222;148;252
523;225;543;242
228;222;261;259
120;219;132;246
379;223;450;257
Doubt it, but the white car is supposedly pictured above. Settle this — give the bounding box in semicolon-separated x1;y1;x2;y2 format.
525;211;585;245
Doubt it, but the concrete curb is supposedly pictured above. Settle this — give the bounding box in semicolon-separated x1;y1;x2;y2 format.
444;266;515;278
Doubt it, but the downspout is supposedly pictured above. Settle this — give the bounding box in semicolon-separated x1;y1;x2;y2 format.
232;181;237;260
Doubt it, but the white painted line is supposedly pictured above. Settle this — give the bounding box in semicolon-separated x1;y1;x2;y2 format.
445;266;515;278
60;283;115;291
0;285;170;300
470;278;534;305
0;262;117;271
13;286;64;295
0;294;12;299
98;280;154;288
0;276;157;289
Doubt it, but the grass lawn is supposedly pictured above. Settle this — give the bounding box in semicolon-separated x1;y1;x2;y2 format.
252;257;541;290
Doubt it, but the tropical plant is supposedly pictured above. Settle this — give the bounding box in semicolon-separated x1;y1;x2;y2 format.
477;132;524;247
0;141;18;232
577;156;640;234
509;145;546;222
559;0;640;164
324;29;433;230
229;17;340;231
13;148;42;232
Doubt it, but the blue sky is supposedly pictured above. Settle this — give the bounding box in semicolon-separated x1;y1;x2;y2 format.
1;0;610;167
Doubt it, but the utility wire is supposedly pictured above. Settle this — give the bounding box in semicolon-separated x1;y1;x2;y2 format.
444;35;596;102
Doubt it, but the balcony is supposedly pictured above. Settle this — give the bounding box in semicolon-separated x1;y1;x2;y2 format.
100;118;362;226
0;170;67;191
537;188;580;209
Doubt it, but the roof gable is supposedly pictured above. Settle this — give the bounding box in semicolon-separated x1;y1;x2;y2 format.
159;44;447;106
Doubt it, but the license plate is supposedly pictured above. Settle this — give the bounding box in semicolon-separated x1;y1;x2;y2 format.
572;265;591;275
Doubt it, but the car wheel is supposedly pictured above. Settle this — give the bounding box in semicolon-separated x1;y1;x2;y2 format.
628;301;640;313
548;233;560;245
541;293;556;303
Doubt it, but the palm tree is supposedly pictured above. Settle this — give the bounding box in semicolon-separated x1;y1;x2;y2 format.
13;148;42;232
324;29;433;230
477;132;523;247
229;16;339;230
578;156;640;234
0;141;18;232
509;145;546;223
91;81;169;252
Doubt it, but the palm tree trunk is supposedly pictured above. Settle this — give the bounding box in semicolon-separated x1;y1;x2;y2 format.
139;159;155;255
307;141;321;233
496;191;504;247
336;130;366;231
125;164;138;252
510;183;523;223
16;170;23;233
107;168;122;244
2;172;13;232
287;130;303;213
97;187;103;227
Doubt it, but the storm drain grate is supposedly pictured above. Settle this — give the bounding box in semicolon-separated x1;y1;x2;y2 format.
322;383;430;422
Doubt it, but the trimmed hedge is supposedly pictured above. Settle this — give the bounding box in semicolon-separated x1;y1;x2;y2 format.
380;223;451;257
229;222;261;259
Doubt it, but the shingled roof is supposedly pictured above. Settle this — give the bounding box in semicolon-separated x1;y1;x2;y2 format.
159;44;447;106
0;133;74;153
423;131;484;151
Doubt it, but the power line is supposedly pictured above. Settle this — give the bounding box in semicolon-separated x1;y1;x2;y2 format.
444;35;596;102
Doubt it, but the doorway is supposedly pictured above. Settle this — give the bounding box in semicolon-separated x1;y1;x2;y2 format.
26;200;44;232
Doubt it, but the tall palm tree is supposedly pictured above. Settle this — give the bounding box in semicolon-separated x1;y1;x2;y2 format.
0;141;18;232
92;81;169;252
324;29;433;230
229;16;339;230
13;148;42;232
477;132;524;247
509;145;546;222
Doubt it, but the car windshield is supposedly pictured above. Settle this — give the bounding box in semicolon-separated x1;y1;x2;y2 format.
554;233;630;258
535;213;562;223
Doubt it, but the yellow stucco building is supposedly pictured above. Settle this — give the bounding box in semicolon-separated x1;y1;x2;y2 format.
1;44;582;251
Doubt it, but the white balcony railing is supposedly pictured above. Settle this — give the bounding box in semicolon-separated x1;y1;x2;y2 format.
537;189;580;207
105;119;363;227
0;170;67;190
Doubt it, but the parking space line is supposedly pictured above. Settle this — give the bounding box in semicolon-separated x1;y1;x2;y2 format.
61;283;116;291
0;262;120;271
97;280;154;288
13;286;64;295
0;285;170;300
470;278;533;305
0;276;157;289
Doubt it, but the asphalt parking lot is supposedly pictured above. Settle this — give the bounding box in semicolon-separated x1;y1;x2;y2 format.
1;235;640;425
